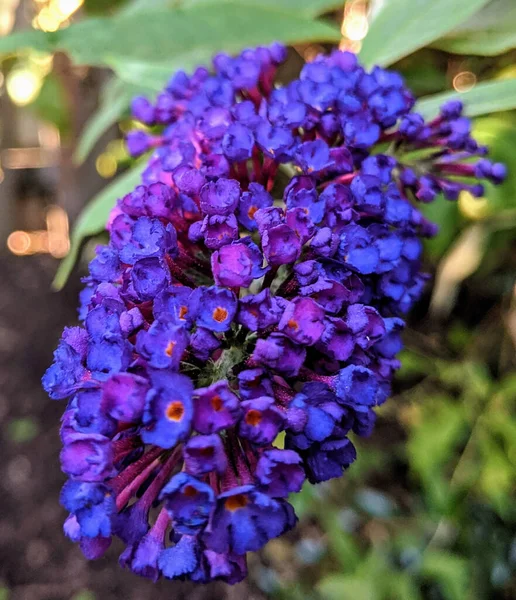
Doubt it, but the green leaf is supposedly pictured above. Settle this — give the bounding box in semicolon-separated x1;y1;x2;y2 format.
119;0;344;17
108;50;212;91
74;78;133;164
421;551;470;600
0;4;340;67
360;0;491;67
74;75;162;164
164;0;345;17
52;160;148;290
473;115;516;213
289;482;317;519
0;28;53;56
30;74;70;136
421;196;459;261
416;78;516;120
119;0;177;16
398;56;447;96
75;53;212;163
321;517;361;571
434;0;516;56
317;576;378;600
387;575;423;600
407;395;466;510
398;349;435;379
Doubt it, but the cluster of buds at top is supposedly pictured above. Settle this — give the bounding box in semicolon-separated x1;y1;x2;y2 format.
43;43;505;584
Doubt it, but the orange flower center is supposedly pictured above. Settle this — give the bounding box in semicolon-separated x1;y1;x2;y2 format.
183;485;198;497
287;318;299;331
165;401;184;422
210;395;223;411
165;341;176;357
245;409;262;426
212;306;228;323
247;205;258;219
179;305;188;320
225;494;248;511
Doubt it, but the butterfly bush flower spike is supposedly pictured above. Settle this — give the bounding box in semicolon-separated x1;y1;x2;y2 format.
44;44;505;584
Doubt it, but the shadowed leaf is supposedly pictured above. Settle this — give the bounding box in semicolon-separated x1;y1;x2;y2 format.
360;0;491;67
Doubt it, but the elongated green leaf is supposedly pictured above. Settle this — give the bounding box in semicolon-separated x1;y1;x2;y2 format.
434;0;516;56
52;161;148;290
182;0;345;16
0;4;340;66
76;49;218;163
416;78;516;120
123;0;345;17
120;0;177;15
75;51;220;163
74;78;132;165
107;49;212;90
360;0;491;67
473;116;516;213
74;75;162;164
0;28;53;56
83;0;127;14
108;60;178;91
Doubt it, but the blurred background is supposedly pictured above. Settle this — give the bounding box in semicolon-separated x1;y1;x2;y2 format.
0;1;516;598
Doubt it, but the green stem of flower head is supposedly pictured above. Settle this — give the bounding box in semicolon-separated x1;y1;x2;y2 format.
244;331;258;350
270;264;291;295
370;141;391;155
186;269;214;287
396;147;446;165
278;162;299;179
386;141;399;156
211;345;245;384
180;362;201;372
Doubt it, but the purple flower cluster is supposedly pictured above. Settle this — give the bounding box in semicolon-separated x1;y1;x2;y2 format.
44;44;504;584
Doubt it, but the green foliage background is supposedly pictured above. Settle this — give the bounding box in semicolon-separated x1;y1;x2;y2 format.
2;0;516;598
